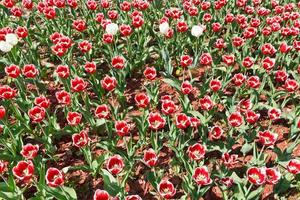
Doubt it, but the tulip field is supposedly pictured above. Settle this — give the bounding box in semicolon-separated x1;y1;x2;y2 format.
1;0;300;199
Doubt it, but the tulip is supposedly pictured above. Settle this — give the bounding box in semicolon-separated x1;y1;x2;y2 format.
0;41;13;53
93;189;110;200
106;155;124;175
143;148;158;167
287;159;300;175
187;143;206;161
106;23;118;35
46;167;64;187
192;166;212;186
72;130;90;148
20;144;39;159
247;167;266;185
148;112;165;130
12;160;34;181
159;22;169;35
158;179;176;199
5;33;18;46
191;24;205;37
95;104;110;119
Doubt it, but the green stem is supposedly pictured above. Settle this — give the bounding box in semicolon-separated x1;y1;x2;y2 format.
244;184;253;199
2;120;16;155
257;145;265;162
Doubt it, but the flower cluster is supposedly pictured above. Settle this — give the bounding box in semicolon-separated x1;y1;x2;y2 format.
0;0;300;199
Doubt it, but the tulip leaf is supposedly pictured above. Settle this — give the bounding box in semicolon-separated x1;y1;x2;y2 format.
0;182;21;200
273;177;291;195
162;78;181;91
230;172;243;184
28;196;44;200
101;169;121;196
161;48;173;75
0;57;10;66
241;143;253;155
61;186;77;199
46;188;67;200
46;186;77;200
146;171;158;190
95;119;106;127
247;186;263;200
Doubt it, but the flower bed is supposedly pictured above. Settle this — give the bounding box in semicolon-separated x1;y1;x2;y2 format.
0;0;300;199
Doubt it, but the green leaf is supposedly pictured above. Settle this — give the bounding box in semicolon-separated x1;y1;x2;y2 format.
0;4;10;15
50;116;61;130
92;160;98;171
0;182;20;200
273;177;290;194
28;196;44;200
162;78;181;91
146;171;158;190
198;186;211;198
0;150;15;161
231;172;243;184
101;169;121;196
181;175;193;192
62;186;77;199
46;187;66;200
286;141;300;154
241;143;253;155
46;186;77;200
38;163;46;187
188;111;203;120
247;186;263;200
95;119;106;127
161;48;173;75
0;58;10;66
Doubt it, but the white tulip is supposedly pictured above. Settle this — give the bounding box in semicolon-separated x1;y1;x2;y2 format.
0;41;13;53
5;33;19;46
191;25;206;37
105;23;118;35
159;22;169;34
